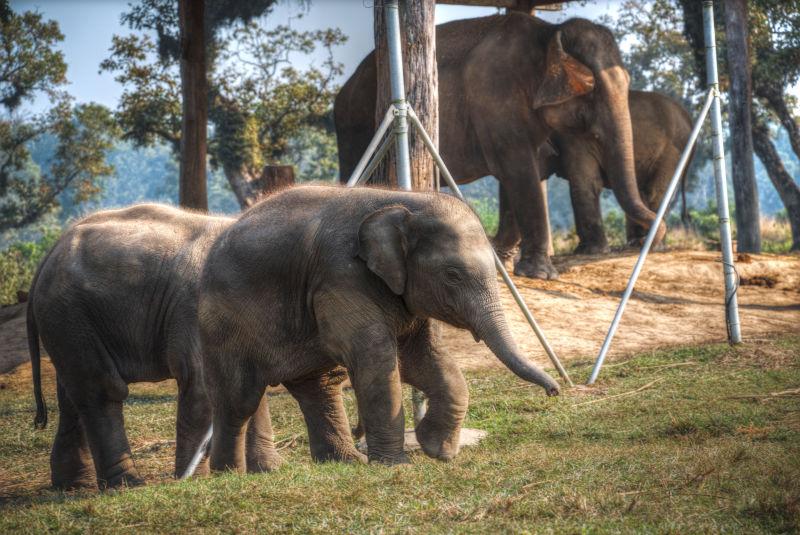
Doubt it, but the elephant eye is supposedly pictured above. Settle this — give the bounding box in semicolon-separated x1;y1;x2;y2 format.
444;267;463;285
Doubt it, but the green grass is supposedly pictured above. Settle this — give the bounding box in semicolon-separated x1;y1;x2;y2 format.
1;337;799;533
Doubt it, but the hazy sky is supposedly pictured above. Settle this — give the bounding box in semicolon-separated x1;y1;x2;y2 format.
10;0;623;113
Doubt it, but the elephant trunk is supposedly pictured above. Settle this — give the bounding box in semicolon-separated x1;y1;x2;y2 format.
475;308;560;396
601;70;666;245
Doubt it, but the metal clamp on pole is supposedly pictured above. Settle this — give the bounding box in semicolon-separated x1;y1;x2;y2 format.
384;0;412;192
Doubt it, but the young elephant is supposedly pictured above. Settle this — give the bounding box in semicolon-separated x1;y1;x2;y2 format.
28;204;290;489
199;185;560;471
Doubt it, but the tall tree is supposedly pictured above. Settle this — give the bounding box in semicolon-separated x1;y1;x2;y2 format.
123;0;282;209
679;0;800;250
178;0;208;210
101;21;345;207
373;0;438;191
723;0;760;252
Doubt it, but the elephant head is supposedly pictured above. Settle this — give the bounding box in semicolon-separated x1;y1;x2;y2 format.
357;199;560;396
533;23;666;243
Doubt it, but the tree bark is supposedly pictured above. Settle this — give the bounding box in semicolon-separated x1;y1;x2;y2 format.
724;0;760;252
752;119;800;251
178;0;208;211
374;0;438;191
754;82;800;160
224;165;295;209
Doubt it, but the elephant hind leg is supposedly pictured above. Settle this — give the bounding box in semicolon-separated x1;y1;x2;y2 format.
245;393;284;473
284;367;366;464
75;396;143;489
50;382;96;490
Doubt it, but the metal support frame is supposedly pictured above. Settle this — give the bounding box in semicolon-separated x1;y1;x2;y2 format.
586;0;741;385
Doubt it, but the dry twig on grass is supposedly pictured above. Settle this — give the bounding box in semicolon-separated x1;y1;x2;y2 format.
572;378;664;407
727;387;800;402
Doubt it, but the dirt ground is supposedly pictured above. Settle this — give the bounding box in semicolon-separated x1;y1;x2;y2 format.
1;250;798;381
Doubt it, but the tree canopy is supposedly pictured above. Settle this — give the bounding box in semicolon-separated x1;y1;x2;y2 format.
0;4;117;233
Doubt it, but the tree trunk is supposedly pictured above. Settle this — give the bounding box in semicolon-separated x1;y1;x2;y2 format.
224;165;295;209
374;0;438;191
755;82;800;160
752;119;800;251
724;0;760;252
178;0;208;211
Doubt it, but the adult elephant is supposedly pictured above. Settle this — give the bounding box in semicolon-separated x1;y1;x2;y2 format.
28;205;362;489
495;90;693;255
199;185;560;472
335;13;664;279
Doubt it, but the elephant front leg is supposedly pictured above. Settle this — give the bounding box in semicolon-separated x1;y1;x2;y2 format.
245;394;284;473
569;177;610;254
207;359;266;473
399;320;468;461
493;183;521;262
347;328;406;465
500;163;558;279
284;367;366;464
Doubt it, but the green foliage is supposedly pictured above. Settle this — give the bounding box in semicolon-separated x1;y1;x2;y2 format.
0;7;66;110
99;35;181;153
286;126;339;182
468;196;499;236
602;209;627;247
0;102;119;232
0;227;60;305
102;13;347;191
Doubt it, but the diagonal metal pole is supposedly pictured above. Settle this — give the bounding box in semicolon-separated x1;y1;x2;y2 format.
704;0;742;344
407;106;573;387
586;89;716;385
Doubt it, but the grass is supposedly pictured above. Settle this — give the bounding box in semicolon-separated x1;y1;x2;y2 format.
1;336;799;533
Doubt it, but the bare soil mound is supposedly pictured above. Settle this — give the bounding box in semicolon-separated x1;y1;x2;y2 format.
2;250;798;382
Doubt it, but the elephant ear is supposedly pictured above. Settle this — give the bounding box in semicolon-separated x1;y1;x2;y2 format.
533;30;595;109
357;206;411;295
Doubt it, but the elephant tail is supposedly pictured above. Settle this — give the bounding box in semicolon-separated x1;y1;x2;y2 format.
28;272;47;429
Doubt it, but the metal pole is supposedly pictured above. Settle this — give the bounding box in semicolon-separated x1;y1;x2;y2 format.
385;0;424;421
355;133;395;187
384;0;412;191
180;424;213;480
704;0;742;344
587;89;716;385
346;106;395;187
407;107;573;387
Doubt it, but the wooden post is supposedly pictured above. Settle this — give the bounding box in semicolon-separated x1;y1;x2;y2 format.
723;0;760;252
374;0;438;190
178;0;208;211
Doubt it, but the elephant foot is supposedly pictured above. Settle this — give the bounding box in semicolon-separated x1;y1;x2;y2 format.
514;254;559;280
51;457;96;490
246;449;284;473
51;471;96;491
415;419;460;461
368;451;410;465
493;243;519;263
98;469;145;490
574;241;610;255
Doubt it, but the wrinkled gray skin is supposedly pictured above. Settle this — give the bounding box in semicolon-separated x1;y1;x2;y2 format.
28;204;291;489
199;185;559;471
335;13;664;280
494;90;692;256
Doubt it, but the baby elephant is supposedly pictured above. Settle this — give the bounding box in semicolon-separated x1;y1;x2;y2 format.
200;185;560;471
28;204;297;489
